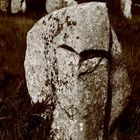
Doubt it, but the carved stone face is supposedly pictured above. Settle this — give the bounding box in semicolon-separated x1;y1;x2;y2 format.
24;2;130;139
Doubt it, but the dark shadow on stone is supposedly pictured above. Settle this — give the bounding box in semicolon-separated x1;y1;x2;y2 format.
103;28;112;140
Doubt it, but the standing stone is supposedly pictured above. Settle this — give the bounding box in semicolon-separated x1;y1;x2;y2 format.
0;0;9;12
45;0;77;13
11;0;26;13
21;0;26;13
24;2;131;139
120;0;132;19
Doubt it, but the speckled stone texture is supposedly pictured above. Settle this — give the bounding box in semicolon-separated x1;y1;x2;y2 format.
24;2;131;139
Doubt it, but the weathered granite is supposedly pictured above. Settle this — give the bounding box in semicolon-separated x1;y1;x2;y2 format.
24;2;131;139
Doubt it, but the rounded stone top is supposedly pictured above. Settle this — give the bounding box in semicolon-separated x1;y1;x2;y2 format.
29;2;110;54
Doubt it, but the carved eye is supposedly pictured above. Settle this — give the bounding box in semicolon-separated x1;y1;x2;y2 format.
79;50;110;64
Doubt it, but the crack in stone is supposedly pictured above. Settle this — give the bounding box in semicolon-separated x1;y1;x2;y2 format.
103;27;112;139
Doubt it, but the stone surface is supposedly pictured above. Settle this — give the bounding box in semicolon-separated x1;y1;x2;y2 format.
45;0;77;13
120;0;132;19
0;0;9;12
11;0;25;13
25;2;110;103
21;0;26;13
24;2;130;139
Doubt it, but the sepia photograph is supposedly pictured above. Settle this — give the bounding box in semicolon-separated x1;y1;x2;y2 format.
0;0;140;139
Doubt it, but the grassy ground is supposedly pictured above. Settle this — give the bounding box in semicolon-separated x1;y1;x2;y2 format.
0;6;140;139
0;12;53;140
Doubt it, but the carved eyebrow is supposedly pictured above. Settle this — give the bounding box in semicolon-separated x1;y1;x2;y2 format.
58;45;110;61
58;45;78;55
